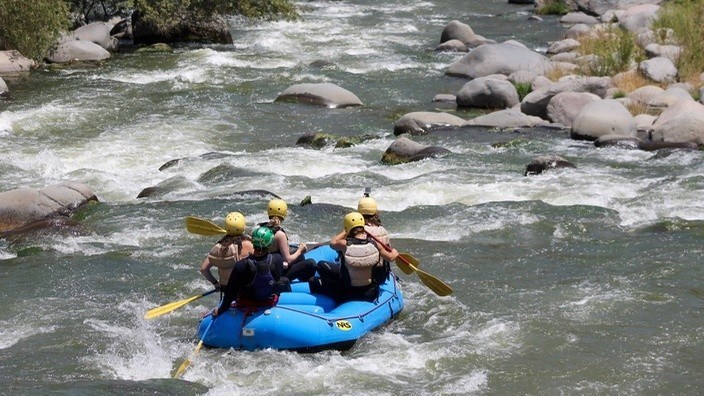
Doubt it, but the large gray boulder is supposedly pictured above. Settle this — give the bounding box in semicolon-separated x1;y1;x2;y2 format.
619;4;660;31
0;50;35;74
0;181;97;234
546;91;602;127
46;40;111;63
393;111;465;135
535;0;663;16
275;83;363;108
521;76;612;119
627;85;664;105
456;77;519;109
381;136;451;165
571;99;637;141
64;22;117;50
638;56;678;83
560;12;599;25
651;100;704;145
463;109;549;128
440;20;476;45
648;87;693;108
446;43;553;79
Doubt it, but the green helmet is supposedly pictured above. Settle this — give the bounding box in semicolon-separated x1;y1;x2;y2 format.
251;226;275;249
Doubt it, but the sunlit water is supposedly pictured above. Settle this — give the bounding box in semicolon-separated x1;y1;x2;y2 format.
1;0;703;394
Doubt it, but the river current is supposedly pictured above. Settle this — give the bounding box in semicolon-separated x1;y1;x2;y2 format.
1;0;703;394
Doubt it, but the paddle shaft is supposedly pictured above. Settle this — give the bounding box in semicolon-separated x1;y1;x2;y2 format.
145;289;218;319
174;316;215;379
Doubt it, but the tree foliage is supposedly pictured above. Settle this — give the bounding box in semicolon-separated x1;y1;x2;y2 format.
0;0;298;61
0;0;70;61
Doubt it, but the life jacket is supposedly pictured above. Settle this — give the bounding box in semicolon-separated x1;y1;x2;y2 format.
343;237;381;287
207;236;245;286
364;224;390;246
258;221;286;253
244;255;276;300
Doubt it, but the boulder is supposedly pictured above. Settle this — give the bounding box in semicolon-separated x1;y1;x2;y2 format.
64;22;117;50
393;111;465;135
546;91;602;127
565;24;592;40
0;77;7;96
651;100;704;145
440;20;476;45
638;56;677;83
571;99;637;141
446;43;553;79
463;108;549;128
627;85;664;105
46;40;111;63
521;76;612;119
634;113;657;135
644;44;682;63
0;50;35;74
132;11;232;45
275;83;362;108
547;39;581;55
560;12;599;25
648;87;693;108
433;94;457;103
456;77;519;109
0;181;97;234
619;4;660;31
524;155;576;176
381;136;451;165
434;39;468;52
594;134;641;149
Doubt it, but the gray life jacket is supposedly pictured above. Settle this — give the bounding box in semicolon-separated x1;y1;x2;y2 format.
344;237;381;287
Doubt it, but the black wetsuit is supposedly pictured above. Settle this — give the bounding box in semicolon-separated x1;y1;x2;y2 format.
216;252;286;313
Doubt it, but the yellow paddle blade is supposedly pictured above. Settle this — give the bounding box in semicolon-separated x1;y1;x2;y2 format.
185;216;227;236
144;289;216;319
404;260;453;297
144;295;203;319
173;340;204;379
416;269;454;296
395;253;420;274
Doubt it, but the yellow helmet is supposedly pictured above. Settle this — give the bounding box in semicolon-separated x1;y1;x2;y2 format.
357;196;378;215
344;212;365;234
267;198;288;219
224;212;246;236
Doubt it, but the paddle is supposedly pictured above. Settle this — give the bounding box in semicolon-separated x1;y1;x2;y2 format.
144;289;218;319
367;234;453;297
185;216;227;236
395;253;419;275
173;316;215;379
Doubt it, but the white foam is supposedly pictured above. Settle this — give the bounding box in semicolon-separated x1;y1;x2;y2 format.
0;323;56;349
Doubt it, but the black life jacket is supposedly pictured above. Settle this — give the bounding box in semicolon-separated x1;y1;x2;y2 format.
258;222;286;253
245;255;275;300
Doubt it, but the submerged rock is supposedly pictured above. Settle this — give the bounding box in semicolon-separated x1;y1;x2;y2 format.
275;83;362;108
381;136;451;165
393;111;465;135
524;155;576;176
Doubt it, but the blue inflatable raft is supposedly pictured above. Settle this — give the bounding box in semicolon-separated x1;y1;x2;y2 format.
196;245;405;352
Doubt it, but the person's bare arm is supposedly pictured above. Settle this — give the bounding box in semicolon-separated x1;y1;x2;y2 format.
330;230;347;252
379;246;398;262
199;257;220;288
275;231;305;263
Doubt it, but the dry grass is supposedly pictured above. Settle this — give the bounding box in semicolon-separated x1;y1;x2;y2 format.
545;66;572;82
612;69;652;93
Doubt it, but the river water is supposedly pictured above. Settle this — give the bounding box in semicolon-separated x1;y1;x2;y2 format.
1;0;703;394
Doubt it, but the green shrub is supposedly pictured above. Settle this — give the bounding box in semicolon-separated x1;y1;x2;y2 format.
612;90;626;99
653;0;704;83
578;26;644;77
0;0;70;61
536;0;569;15
513;82;532;100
